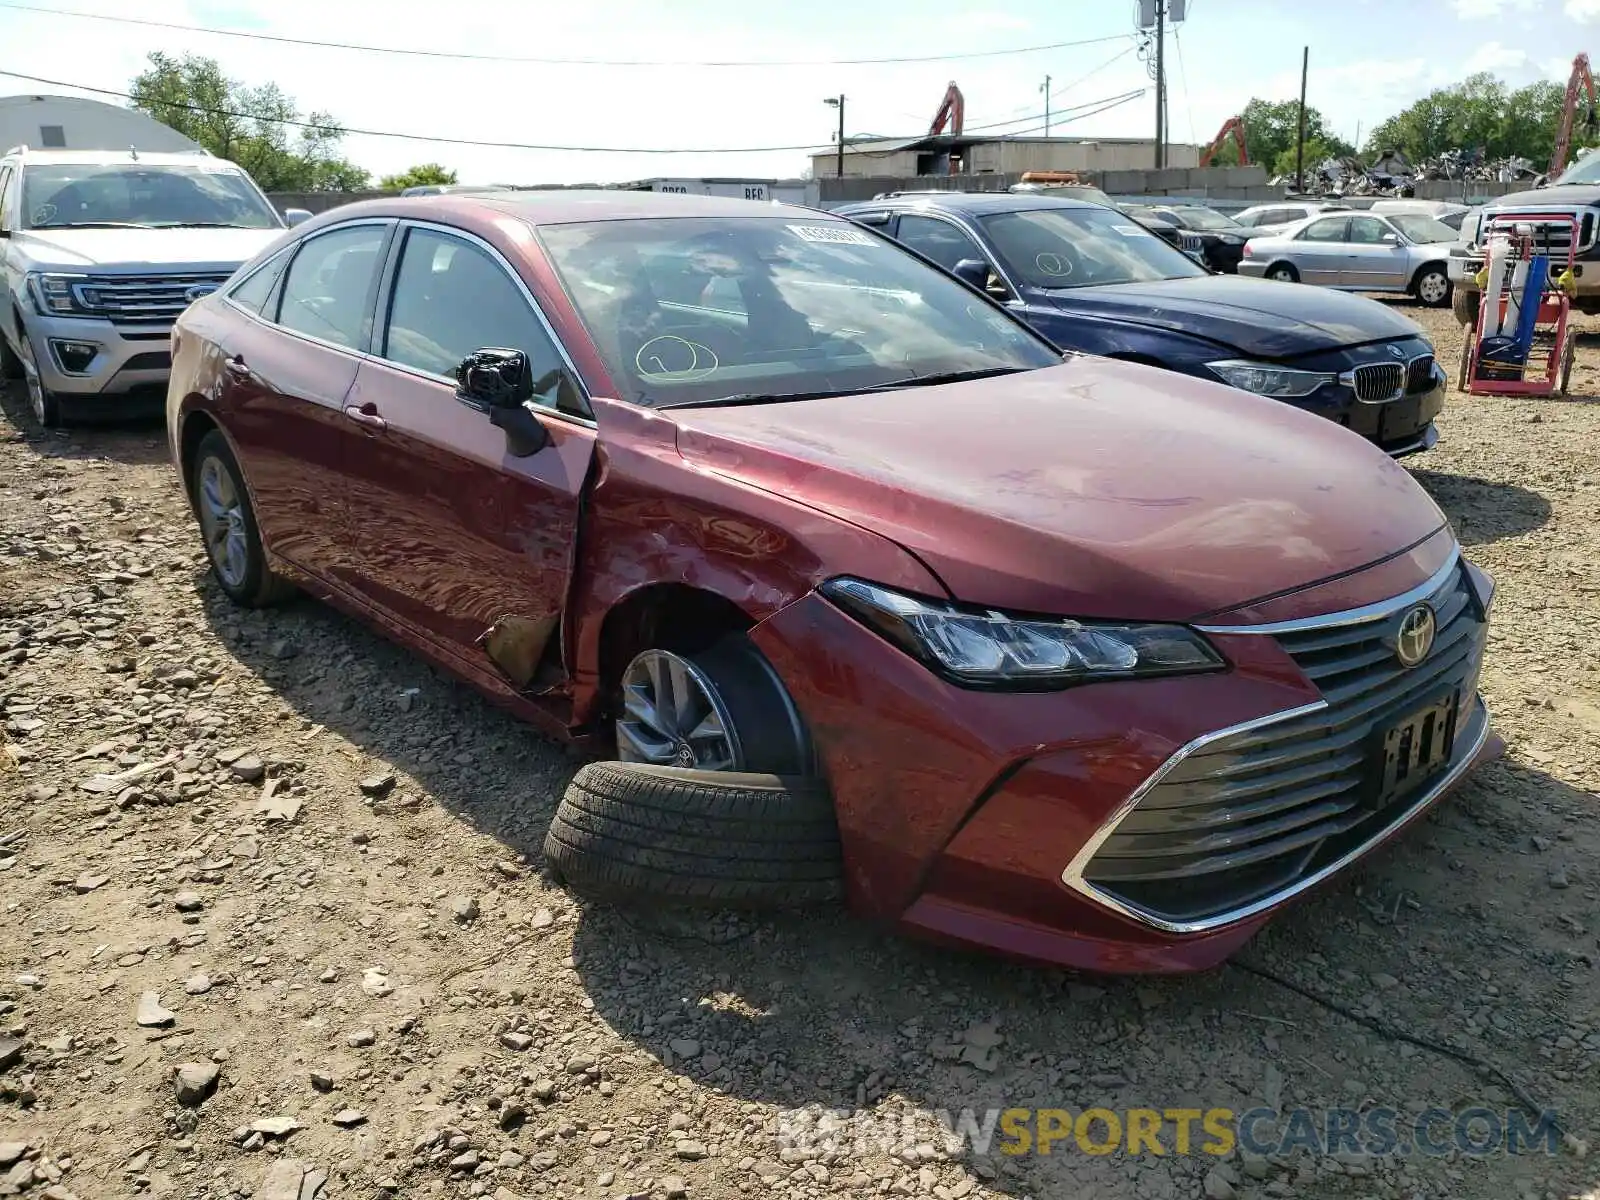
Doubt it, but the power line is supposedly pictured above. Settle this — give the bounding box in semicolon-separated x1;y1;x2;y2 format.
0;67;1144;156
1172;29;1196;143
0;2;1130;68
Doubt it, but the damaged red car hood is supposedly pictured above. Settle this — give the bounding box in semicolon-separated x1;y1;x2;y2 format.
669;359;1448;621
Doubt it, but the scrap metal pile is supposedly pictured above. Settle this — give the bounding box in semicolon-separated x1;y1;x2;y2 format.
1268;148;1549;195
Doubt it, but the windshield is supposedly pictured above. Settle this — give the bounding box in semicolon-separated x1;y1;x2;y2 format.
1557;151;1600;185
538;217;1059;408
976;205;1208;289
20;163;280;229
1164;206;1241;231
1389;214;1459;244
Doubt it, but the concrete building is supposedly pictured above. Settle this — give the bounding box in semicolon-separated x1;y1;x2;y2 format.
810;134;1199;180
0;94;203;154
617;177;812;205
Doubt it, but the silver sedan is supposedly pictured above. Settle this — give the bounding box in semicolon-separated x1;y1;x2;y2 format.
1237;211;1458;307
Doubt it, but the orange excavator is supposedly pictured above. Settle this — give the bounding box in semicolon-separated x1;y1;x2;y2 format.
1549;52;1597;179
1198;115;1249;167
928;82;966;136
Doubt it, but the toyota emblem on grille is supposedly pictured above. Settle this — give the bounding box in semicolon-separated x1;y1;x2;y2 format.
1394;604;1436;668
184;284;219;303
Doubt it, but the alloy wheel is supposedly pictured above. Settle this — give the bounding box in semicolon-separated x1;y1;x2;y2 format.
18;335;47;425
196;454;251;590
617;649;742;771
1418;272;1449;305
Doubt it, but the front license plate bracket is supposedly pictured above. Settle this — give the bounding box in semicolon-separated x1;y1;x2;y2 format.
1371;690;1459;808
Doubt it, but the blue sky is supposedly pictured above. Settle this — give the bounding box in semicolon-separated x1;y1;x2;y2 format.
0;0;1587;184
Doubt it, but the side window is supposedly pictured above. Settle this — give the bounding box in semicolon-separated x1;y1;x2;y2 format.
277;224;387;350
227;248;291;318
382;227;565;404
1299;217;1350;243
1348;216;1389;244
895;214;985;271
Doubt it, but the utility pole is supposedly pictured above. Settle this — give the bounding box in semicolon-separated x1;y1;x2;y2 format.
1154;0;1165;169
824;95;846;178
1041;74;1052;136
1293;47;1309;193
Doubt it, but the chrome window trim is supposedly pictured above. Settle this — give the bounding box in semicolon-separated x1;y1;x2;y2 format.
229;218;396;358
376;218;595;428
1060;697;1490;934
1194;546;1461;636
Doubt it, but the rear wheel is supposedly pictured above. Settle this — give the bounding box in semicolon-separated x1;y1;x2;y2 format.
190;430;295;607
1266;263;1299;283
1413;265;1452;308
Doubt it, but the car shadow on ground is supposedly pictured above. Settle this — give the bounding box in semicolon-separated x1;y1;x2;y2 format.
0;380;171;466
1410;469;1552;547
192;571;1597;1197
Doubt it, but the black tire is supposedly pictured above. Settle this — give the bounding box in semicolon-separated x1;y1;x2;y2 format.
1413;264;1452;308
544;761;843;907
0;325;22;384
1266;263;1299;283
190;429;295;607
1452;286;1479;329
15;329;64;428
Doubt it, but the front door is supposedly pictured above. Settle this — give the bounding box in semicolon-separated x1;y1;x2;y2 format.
1343;215;1411;289
218;220;391;586
339;223;595;690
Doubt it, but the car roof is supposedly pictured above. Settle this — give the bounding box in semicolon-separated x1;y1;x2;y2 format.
302;189;829;227
835;192;1098;216
3;148;237;169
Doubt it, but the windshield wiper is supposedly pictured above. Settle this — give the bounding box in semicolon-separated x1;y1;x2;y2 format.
151;221;264;229
29;221;156;230
654;388;851;411
652;366;1031;410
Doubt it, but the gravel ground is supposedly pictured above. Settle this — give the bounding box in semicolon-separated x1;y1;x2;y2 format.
1;302;1598;1200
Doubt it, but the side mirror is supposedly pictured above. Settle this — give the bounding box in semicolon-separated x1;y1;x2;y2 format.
456;347;550;457
951;258;991;291
283;208;313;228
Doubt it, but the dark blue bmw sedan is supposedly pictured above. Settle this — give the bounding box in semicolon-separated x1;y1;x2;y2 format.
836;192;1447;457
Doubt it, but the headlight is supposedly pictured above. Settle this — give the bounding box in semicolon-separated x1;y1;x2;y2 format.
1218;233;1246;245
1206;359;1335;398
26;272;91;317
820;578;1223;689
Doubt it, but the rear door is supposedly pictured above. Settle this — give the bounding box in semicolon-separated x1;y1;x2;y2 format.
340;221;596;690
1343;215;1410;288
215;219;392;586
1292;215;1352;284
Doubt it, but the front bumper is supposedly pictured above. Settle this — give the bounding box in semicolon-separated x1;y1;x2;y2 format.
20;311;173;396
750;548;1496;974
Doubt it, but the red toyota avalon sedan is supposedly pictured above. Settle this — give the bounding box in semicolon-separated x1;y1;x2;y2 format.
166;192;1499;973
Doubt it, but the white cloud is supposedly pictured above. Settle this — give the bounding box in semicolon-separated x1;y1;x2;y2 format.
1566;0;1600;19
1462;40;1529;75
1455;0;1541;16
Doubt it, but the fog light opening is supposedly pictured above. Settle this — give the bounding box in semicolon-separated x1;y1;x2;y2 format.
50;340;99;374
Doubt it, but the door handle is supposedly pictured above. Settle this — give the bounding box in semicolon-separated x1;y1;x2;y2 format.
343;401;386;431
223;355;252;379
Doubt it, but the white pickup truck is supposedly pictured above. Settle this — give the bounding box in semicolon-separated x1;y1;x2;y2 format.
0;146;308;426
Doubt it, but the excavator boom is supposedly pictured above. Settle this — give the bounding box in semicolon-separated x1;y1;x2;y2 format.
1198;116;1249;168
1550;53;1597;179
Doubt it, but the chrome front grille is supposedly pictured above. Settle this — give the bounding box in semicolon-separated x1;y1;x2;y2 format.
1180;232;1204;254
1349;361;1404;403
1481;212;1591;256
73;274;233;325
1077;560;1487;926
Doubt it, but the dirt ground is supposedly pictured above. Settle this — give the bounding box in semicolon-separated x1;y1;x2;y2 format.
1;303;1598;1200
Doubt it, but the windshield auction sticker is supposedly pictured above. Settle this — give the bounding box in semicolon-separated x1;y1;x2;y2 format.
787;224;876;245
1111;224;1153;237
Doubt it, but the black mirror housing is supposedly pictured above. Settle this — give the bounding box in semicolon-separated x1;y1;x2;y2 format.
456;347;534;408
951;258;990;291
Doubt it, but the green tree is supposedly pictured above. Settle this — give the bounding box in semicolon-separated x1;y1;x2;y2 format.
129;52;370;191
1207;98;1353;168
1363;72;1564;165
378;163;459;191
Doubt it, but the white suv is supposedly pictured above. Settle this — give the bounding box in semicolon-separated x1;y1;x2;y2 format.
0;146;306;426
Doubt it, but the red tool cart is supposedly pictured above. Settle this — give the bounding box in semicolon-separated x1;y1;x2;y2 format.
1458;212;1578;398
